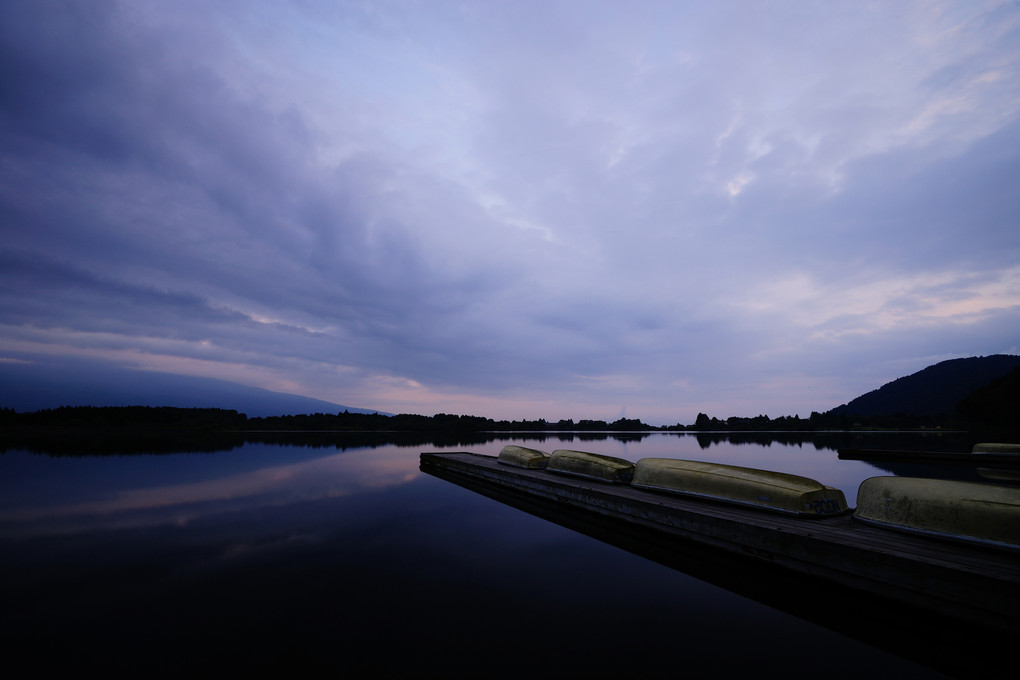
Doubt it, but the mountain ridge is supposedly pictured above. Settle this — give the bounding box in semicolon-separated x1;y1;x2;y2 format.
0;356;386;418
830;354;1020;419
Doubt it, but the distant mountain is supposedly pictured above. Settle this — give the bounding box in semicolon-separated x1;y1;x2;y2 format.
0;356;387;418
831;355;1020;418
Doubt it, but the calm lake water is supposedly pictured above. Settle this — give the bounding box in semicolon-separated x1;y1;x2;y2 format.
0;431;1004;677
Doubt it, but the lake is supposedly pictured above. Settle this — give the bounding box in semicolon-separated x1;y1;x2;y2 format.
0;431;1003;677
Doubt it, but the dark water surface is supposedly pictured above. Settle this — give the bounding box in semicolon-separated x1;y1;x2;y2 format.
0;432;1004;677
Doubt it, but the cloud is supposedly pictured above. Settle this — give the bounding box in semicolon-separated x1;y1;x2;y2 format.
1;1;1019;424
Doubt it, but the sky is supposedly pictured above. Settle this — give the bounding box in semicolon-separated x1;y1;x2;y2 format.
1;0;1019;425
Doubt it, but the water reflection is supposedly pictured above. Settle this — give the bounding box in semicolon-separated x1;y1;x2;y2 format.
0;431;989;538
2;427;979;456
0;432;996;677
0;443;428;536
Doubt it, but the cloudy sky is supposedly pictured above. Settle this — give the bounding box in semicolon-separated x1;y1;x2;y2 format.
2;1;1018;424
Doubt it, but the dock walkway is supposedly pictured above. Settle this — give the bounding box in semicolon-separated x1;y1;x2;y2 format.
420;451;1019;638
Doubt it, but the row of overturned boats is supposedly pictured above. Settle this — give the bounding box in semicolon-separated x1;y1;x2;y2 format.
494;443;1020;551
421;443;1019;675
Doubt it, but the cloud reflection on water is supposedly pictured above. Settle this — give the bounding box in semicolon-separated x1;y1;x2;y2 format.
0;432;980;537
0;443;423;536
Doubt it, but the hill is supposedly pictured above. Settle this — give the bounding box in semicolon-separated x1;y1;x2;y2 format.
830;355;1020;419
956;366;1020;429
0;356;385;418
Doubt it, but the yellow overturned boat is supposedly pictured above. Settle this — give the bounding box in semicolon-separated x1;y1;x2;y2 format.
854;476;1020;551
973;443;1020;482
631;458;849;516
547;449;635;483
972;442;1020;455
496;445;550;469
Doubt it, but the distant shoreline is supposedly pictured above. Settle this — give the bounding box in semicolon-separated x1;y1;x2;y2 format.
2;409;1002;458
2;404;1005;434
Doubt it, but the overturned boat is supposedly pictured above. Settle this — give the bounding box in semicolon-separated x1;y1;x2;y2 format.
854;476;1020;551
547;449;635;483
972;442;1020;455
497;445;550;469
631;458;849;516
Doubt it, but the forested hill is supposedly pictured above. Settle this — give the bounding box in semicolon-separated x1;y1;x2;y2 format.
829;355;1020;419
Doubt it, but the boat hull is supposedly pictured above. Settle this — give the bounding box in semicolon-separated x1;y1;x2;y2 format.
972;442;1020;455
547;449;635;483
631;458;849;516
496;445;550;469
854;476;1020;551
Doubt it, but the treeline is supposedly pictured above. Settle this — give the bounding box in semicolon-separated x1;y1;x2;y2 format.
0;407;663;433
250;409;1012;433
2;405;1000;457
1;405;248;430
248;412;660;432
687;410;1018;432
246;411;956;432
0;406;249;456
689;411;957;432
1;402;1011;435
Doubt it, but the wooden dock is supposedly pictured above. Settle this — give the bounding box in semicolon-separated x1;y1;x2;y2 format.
421;451;1018;675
